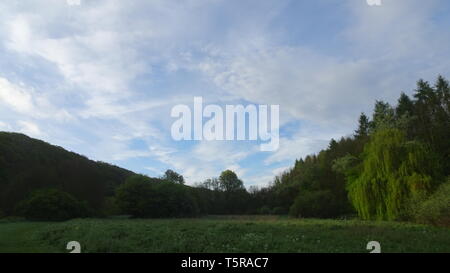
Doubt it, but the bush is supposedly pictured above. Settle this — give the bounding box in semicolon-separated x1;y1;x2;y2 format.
259;206;271;215
0;216;25;223
271;207;287;215
115;174;199;218
289;190;337;218
410;179;450;227
16;189;90;221
100;197;121;217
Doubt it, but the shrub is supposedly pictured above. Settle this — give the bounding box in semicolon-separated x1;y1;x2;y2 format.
410;179;450;227
16;189;90;221
259;206;271;215
271;207;287;215
98;197;121;217
289;190;337;218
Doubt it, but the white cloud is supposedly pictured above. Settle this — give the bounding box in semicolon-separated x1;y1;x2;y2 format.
0;77;34;113
0;121;12;131
0;0;449;188
144;140;258;184
0;77;72;122
18;120;42;137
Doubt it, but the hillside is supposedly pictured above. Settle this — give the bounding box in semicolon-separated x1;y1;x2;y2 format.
0;132;134;215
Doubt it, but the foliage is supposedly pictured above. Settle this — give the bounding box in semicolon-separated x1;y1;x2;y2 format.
355;113;370;139
115;174;198;218
347;129;437;220
0;132;133;216
0;75;448;224
162;169;185;184
15;189;89;221
408;178;450;227
219;170;245;192
271;207;287;215
261;76;448;223
259;206;271;215
100;197;121;217
194;170;251;214
371;100;396;131
289;190;339;218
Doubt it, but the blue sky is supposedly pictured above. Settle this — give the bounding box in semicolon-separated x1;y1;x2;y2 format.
0;0;449;187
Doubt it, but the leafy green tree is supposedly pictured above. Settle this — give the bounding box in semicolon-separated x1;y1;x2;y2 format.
163;169;185;184
115;174;198;218
332;154;359;176
347;129;438;220
289;190;337;218
16;189;89;221
219;170;245;192
115;175;156;218
198;178;221;191
152;181;199;217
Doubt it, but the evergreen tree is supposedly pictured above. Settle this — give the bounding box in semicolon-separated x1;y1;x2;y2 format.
396;93;414;118
371;100;395;131
355;113;370;139
435;75;450;115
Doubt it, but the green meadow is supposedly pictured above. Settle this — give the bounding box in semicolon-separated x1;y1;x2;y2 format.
1;216;449;253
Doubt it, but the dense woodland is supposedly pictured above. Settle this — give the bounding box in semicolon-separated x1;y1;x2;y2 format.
0;76;448;226
0;133;133;216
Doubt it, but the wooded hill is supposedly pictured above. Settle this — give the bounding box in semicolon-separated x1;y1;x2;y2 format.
0;132;134;215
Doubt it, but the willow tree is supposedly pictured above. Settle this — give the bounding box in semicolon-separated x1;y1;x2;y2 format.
347;128;438;220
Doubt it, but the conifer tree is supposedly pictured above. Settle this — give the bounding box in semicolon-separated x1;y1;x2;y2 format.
355;113;370;139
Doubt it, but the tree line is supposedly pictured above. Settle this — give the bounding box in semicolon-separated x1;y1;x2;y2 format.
249;75;449;224
0;76;448;226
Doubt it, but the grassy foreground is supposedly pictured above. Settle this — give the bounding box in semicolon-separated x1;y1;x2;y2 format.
1;216;449;253
0;221;58;253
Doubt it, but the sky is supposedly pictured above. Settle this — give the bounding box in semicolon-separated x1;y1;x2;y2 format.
0;0;449;187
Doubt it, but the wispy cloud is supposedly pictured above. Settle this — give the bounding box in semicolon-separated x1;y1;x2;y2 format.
0;0;449;186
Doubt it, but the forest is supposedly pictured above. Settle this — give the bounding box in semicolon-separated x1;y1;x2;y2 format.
0;76;448;227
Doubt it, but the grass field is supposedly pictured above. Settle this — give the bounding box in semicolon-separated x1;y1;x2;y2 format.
1;216;449;253
0;221;58;253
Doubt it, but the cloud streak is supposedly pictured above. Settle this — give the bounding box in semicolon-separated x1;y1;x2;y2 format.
0;0;449;186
